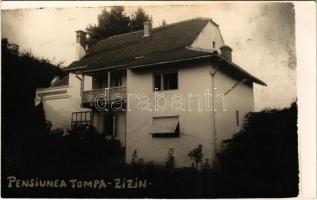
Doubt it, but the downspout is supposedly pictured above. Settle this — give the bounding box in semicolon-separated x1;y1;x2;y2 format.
210;58;221;160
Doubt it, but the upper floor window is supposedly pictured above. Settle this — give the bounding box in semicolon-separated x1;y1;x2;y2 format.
110;70;123;87
154;71;178;91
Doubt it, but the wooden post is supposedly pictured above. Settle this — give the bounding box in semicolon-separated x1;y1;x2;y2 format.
107;71;111;103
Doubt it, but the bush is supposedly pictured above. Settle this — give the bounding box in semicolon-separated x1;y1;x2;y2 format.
188;144;203;169
165;148;175;171
213;101;298;197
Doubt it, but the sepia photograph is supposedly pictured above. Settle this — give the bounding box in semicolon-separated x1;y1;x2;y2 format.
1;1;315;198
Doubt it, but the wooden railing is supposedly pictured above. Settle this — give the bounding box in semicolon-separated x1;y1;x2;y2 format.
82;86;126;105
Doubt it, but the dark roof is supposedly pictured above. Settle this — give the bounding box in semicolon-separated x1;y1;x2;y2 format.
66;18;266;86
67;18;210;70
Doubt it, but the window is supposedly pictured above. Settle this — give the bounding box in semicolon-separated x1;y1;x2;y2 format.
93;74;108;89
236;110;239;126
110;71;122;87
212;41;216;48
71;111;92;127
150;116;179;138
154;74;162;91
164;73;178;90
153;71;178;91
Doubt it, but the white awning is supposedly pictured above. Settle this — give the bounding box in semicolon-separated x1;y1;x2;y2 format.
150;116;179;134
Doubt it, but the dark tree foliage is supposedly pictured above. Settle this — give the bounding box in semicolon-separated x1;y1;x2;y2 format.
2;38;62;178
86;7;152;46
213;102;299;198
130;8;152;31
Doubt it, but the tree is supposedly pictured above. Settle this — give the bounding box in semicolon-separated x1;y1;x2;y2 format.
86;7;130;46
130;8;152;31
86;7;152;46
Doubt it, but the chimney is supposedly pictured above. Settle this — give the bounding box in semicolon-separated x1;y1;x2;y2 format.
143;21;151;37
75;30;87;60
220;45;232;61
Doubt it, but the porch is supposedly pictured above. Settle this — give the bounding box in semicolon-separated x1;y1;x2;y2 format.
80;69;127;109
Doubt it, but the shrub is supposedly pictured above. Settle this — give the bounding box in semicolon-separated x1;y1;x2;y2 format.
188;144;203;169
131;149;138;165
213;101;298;197
165;148;175;171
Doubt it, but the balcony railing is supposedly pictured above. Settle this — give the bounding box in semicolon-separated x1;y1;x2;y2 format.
82;86;127;105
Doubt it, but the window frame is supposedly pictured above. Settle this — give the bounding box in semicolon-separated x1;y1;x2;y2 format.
153;70;178;91
71;111;92;128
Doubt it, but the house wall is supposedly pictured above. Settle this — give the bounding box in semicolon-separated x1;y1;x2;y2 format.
35;73;91;130
125;60;254;167
190;21;225;51
126;61;214;167
210;64;254;151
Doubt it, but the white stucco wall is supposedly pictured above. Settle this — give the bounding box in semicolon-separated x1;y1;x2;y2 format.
190;21;225;51
35;73;91;130
125;60;254;167
210;63;254;151
126;61;215;167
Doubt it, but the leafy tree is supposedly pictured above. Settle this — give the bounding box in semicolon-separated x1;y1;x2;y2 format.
2;38;62;177
130;8;152;31
86;7;130;46
86;7;152;46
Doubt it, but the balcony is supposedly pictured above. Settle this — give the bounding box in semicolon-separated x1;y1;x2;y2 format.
82;86;127;109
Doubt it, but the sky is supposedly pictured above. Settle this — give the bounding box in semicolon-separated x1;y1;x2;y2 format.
1;2;297;111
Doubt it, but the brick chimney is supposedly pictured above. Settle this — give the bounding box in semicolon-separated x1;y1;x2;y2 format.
143;21;151;37
220;45;232;62
75;30;87;60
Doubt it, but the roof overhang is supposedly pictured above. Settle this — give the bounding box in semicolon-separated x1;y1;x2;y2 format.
211;54;267;86
64;53;266;86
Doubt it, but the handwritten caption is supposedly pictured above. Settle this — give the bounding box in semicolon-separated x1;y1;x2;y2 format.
7;176;151;189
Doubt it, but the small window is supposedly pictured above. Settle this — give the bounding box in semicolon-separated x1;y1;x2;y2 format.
71;111;92;128
212;41;216;48
236;110;239;126
164;73;178;90
153;71;178;91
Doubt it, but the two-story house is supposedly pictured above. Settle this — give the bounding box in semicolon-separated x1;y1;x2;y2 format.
35;18;266;167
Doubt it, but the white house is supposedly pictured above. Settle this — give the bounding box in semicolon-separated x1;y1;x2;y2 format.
35;18;266;167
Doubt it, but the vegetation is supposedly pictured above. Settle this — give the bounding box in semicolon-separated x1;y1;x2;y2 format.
2;40;298;198
213;101;299;197
86;7;152;46
2;39;63;183
3;102;298;198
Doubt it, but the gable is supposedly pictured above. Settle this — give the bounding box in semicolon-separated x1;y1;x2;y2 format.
190;21;225;52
